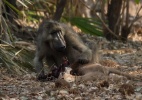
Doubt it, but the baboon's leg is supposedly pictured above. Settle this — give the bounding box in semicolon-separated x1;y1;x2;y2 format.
79;64;134;80
75;72;108;82
109;68;135;80
75;72;96;82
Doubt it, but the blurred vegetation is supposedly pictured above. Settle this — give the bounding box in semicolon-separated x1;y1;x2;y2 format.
0;43;34;74
0;0;141;74
66;17;103;36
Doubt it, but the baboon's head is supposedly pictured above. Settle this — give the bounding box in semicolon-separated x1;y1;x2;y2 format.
43;20;66;52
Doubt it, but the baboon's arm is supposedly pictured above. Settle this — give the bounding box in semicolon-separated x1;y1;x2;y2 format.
34;51;45;76
65;32;92;63
33;43;48;78
65;33;90;53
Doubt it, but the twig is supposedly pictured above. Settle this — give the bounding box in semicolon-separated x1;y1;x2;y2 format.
125;0;129;27
129;5;142;28
114;0;126;33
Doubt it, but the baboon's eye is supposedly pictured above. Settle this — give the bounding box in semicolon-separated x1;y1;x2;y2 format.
51;30;61;35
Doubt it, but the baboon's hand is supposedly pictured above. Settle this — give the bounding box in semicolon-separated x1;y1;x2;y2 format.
70;70;77;75
37;74;48;81
78;49;92;64
70;70;82;76
37;74;56;81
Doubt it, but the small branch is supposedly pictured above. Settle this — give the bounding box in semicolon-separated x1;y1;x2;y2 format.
125;0;129;27
114;1;125;34
120;1;126;27
129;5;142;28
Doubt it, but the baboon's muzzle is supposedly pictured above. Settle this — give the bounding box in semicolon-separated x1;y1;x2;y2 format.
52;31;66;52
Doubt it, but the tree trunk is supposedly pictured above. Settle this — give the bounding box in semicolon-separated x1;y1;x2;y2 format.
0;0;2;24
121;0;130;41
106;0;122;41
53;0;67;21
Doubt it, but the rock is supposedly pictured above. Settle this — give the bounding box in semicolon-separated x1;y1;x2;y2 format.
55;78;70;88
74;96;82;100
59;90;69;95
49;97;56;100
78;84;85;89
37;96;43;100
88;87;98;93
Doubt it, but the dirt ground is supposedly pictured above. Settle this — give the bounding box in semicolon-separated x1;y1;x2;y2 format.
0;34;142;100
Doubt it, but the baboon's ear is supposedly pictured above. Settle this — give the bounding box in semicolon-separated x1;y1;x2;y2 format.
41;31;52;41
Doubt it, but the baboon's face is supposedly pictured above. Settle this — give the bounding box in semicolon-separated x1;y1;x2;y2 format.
50;30;66;52
46;21;66;52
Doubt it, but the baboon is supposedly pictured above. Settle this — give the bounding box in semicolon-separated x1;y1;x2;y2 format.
70;62;138;82
34;20;93;80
